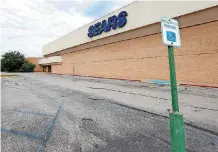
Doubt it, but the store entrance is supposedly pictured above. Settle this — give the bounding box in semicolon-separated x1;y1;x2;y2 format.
48;65;52;73
42;66;46;72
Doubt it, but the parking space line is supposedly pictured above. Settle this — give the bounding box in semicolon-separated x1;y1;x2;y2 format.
2;104;63;152
1;127;43;140
38;104;63;152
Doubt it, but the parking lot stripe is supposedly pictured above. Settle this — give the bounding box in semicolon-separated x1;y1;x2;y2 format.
1;127;43;140
38;104;63;152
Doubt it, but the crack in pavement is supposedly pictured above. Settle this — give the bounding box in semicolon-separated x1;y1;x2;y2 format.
181;104;218;112
85;91;218;136
87;87;169;101
88;87;218;112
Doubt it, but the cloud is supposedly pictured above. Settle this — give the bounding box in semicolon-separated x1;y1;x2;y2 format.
83;1;113;18
83;0;135;18
0;0;135;57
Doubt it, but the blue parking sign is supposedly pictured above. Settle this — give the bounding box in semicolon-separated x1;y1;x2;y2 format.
166;31;176;42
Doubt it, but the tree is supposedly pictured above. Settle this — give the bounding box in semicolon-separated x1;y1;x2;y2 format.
1;51;26;72
1;62;5;72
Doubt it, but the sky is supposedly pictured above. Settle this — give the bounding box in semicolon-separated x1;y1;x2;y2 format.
0;0;135;57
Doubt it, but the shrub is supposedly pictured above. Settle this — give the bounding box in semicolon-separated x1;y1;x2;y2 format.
19;61;35;72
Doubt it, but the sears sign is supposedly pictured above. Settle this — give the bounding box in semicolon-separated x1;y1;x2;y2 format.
88;11;128;38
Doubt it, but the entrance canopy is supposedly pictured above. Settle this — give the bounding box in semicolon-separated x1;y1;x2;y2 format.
38;56;62;65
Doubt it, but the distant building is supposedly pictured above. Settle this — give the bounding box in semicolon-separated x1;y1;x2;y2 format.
38;1;218;86
26;57;42;72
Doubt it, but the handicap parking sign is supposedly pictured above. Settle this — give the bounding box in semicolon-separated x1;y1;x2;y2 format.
161;17;181;47
166;31;176;42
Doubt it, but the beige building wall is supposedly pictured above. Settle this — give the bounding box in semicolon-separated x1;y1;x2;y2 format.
51;21;218;86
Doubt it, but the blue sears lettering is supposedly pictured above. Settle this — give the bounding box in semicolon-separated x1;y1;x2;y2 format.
88;11;128;38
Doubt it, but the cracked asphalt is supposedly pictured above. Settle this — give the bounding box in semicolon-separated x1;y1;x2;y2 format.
1;74;218;152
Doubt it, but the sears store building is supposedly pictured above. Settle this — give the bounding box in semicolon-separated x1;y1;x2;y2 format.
39;1;218;87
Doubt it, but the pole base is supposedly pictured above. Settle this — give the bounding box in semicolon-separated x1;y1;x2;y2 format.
170;112;186;152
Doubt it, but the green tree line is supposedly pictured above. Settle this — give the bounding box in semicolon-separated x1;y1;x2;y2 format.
1;51;35;72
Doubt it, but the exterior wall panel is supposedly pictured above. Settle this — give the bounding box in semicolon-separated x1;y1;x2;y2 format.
52;21;218;86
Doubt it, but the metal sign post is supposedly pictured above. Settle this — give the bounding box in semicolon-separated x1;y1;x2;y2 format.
161;17;186;152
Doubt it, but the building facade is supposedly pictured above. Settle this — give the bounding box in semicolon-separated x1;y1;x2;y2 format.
39;1;218;86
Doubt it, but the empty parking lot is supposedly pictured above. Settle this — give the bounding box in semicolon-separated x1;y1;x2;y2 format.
1;73;218;152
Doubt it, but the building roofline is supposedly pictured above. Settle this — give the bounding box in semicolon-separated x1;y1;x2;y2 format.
43;0;136;48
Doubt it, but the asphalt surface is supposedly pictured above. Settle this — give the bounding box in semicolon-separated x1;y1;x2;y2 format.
1;74;218;152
